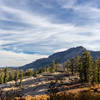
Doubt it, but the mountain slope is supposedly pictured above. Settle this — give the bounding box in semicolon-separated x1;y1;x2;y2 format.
20;46;100;70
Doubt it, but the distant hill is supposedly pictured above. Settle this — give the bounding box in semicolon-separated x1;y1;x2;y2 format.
19;46;100;70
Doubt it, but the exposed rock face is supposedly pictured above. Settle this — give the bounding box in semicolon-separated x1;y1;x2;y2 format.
0;73;79;97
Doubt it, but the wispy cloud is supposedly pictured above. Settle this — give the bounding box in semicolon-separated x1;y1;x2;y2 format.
0;0;100;66
57;0;77;9
0;49;48;67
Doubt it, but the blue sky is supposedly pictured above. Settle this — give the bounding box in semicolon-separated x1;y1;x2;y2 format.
0;0;100;66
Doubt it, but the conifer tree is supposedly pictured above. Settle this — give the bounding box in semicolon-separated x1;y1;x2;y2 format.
70;57;75;75
63;63;66;72
19;70;23;88
45;66;50;72
66;60;71;72
0;72;4;84
47;66;51;72
14;70;19;86
4;67;9;83
88;58;93;84
79;62;84;82
76;56;84;81
97;58;100;83
55;63;58;72
76;56;80;73
51;61;56;72
63;60;71;73
80;51;93;83
9;72;13;81
92;60;98;84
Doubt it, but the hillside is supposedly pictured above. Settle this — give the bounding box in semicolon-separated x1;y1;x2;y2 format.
0;72;79;97
20;46;100;70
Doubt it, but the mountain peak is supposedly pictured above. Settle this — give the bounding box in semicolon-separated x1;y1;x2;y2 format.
20;46;100;70
74;46;86;50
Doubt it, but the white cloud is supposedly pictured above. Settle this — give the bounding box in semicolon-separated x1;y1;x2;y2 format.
54;48;68;53
0;50;48;67
57;0;100;20
1;0;100;66
57;0;77;9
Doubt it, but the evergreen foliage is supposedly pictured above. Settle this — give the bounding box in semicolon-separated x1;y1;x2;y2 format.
19;70;23;88
4;67;9;83
0;72;4;84
70;57;75;75
51;61;56;72
0;51;100;87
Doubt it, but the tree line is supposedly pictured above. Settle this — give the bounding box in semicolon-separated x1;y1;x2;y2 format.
1;51;100;86
63;51;100;85
0;68;23;87
0;61;57;87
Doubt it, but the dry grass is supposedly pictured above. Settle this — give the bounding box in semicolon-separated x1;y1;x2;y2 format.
1;91;100;100
50;91;100;100
14;95;49;100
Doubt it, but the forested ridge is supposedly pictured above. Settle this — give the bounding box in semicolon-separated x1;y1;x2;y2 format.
20;46;100;70
1;50;100;100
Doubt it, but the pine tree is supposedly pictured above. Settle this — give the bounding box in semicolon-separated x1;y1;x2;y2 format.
97;58;100;83
4;67;9;83
45;66;50;72
9;72;13;81
63;63;66;72
19;70;23;88
0;72;4;84
14;70;19;86
80;51;93;83
70;57;75;75
55;63;59;72
64;60;71;73
92;60;98;84
76;56;83;82
76;56;80;73
51;61;56;72
47;66;51;72
79;62;84;82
